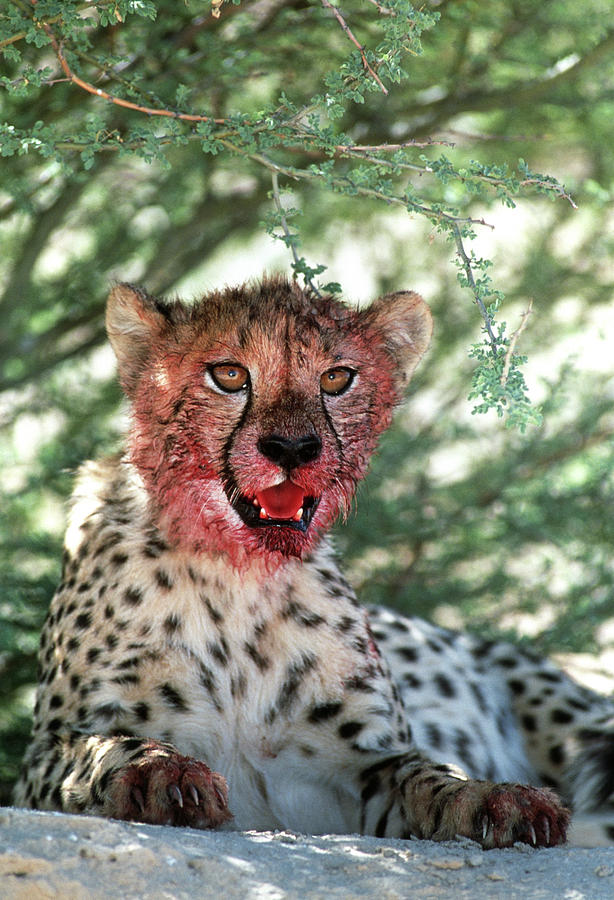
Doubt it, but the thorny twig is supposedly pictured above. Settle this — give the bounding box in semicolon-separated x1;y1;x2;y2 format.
270;172;323;298
38;16;228;125
320;0;389;95
452;223;499;352
500;299;533;386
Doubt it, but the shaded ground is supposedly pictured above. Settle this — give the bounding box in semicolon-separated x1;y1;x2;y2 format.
1;807;614;899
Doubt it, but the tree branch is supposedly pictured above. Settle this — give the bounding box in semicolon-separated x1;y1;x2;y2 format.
39;18;229;125
320;0;389;95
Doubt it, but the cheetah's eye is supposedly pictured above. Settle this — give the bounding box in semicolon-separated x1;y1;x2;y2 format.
209;364;250;393
320;367;355;396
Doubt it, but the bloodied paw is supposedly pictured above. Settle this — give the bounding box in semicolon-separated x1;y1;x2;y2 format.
437;781;570;849
104;751;231;828
476;784;570;849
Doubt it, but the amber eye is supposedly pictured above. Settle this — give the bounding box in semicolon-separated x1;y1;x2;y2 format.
209;363;249;393
320;367;354;396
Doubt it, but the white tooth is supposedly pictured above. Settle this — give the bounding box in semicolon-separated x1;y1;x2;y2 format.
259;507;269;519
293;508;303;521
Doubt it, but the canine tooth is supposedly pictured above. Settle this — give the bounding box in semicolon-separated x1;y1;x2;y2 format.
259;507;269;519
293;507;303;521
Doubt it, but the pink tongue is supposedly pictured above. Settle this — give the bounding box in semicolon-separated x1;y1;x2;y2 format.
256;481;305;519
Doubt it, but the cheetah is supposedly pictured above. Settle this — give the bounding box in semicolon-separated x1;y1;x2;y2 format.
14;276;614;847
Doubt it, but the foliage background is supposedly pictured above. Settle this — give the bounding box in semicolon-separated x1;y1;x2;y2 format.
1;0;613;804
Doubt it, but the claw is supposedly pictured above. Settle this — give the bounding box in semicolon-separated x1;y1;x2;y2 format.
528;823;537;845
543;817;550;846
482;815;489;840
131;786;145;814
168;783;184;808
213;785;226;809
188;784;200;806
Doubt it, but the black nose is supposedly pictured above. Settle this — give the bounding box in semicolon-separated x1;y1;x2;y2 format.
257;434;322;470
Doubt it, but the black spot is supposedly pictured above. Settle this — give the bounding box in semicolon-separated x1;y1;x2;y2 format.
396;646;418;663
471;640;495;659
155;569;173;590
86;648;102;664
116;655;141;670
434;673;456;698
282;599;325;628
402;673;422;689
49;694;64;709
427;639;443;654
123;587;143;607
230;672;247;698
339;721;364;739
143;537;168;558
549;744;565;766
538;671;563;683
521;714;537;732
275;652;317;716
159;682;189;711
67;637;79;653
111;673;140;685
105;633;119;650
390;619;410;632
75;612;92;630
202;595;224;624
551;708;574;725
110;552;129;568
77;582;91;594
244;642;270;671
507;678;525;695
426;722;442;748
345;674;376;693
199;663;217;694
104;605;115;620
133;701;150;722
336;616;356;633
566;696;590;712
93;701;123;720
370;630;387;643
495;656;518;669
70;674;81;690
164;614;182;635
207;640;228;667
308;701;343;723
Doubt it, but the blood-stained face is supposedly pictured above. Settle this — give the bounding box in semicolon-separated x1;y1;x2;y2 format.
106;277;432;567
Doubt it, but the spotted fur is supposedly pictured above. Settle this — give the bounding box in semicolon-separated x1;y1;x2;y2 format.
14;277;614;847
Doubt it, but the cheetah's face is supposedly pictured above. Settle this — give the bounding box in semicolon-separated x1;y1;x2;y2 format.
106;278;432;565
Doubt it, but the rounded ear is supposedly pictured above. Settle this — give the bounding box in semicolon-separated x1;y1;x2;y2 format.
106;283;169;396
362;290;433;391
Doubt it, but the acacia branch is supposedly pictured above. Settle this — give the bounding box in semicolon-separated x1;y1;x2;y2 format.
270;172;322;297
500;300;533;386
39;18;229;125
320;0;389;95
451;224;499;351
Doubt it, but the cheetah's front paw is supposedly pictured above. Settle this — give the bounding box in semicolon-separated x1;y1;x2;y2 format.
105;751;231;828
438;782;570;849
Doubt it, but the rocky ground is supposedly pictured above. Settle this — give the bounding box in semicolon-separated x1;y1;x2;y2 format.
2;808;614;899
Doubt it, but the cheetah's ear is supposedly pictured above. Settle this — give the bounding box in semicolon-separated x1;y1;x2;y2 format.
363;290;433;392
106;283;169;397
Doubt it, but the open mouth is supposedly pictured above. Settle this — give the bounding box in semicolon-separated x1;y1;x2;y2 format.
228;479;320;533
